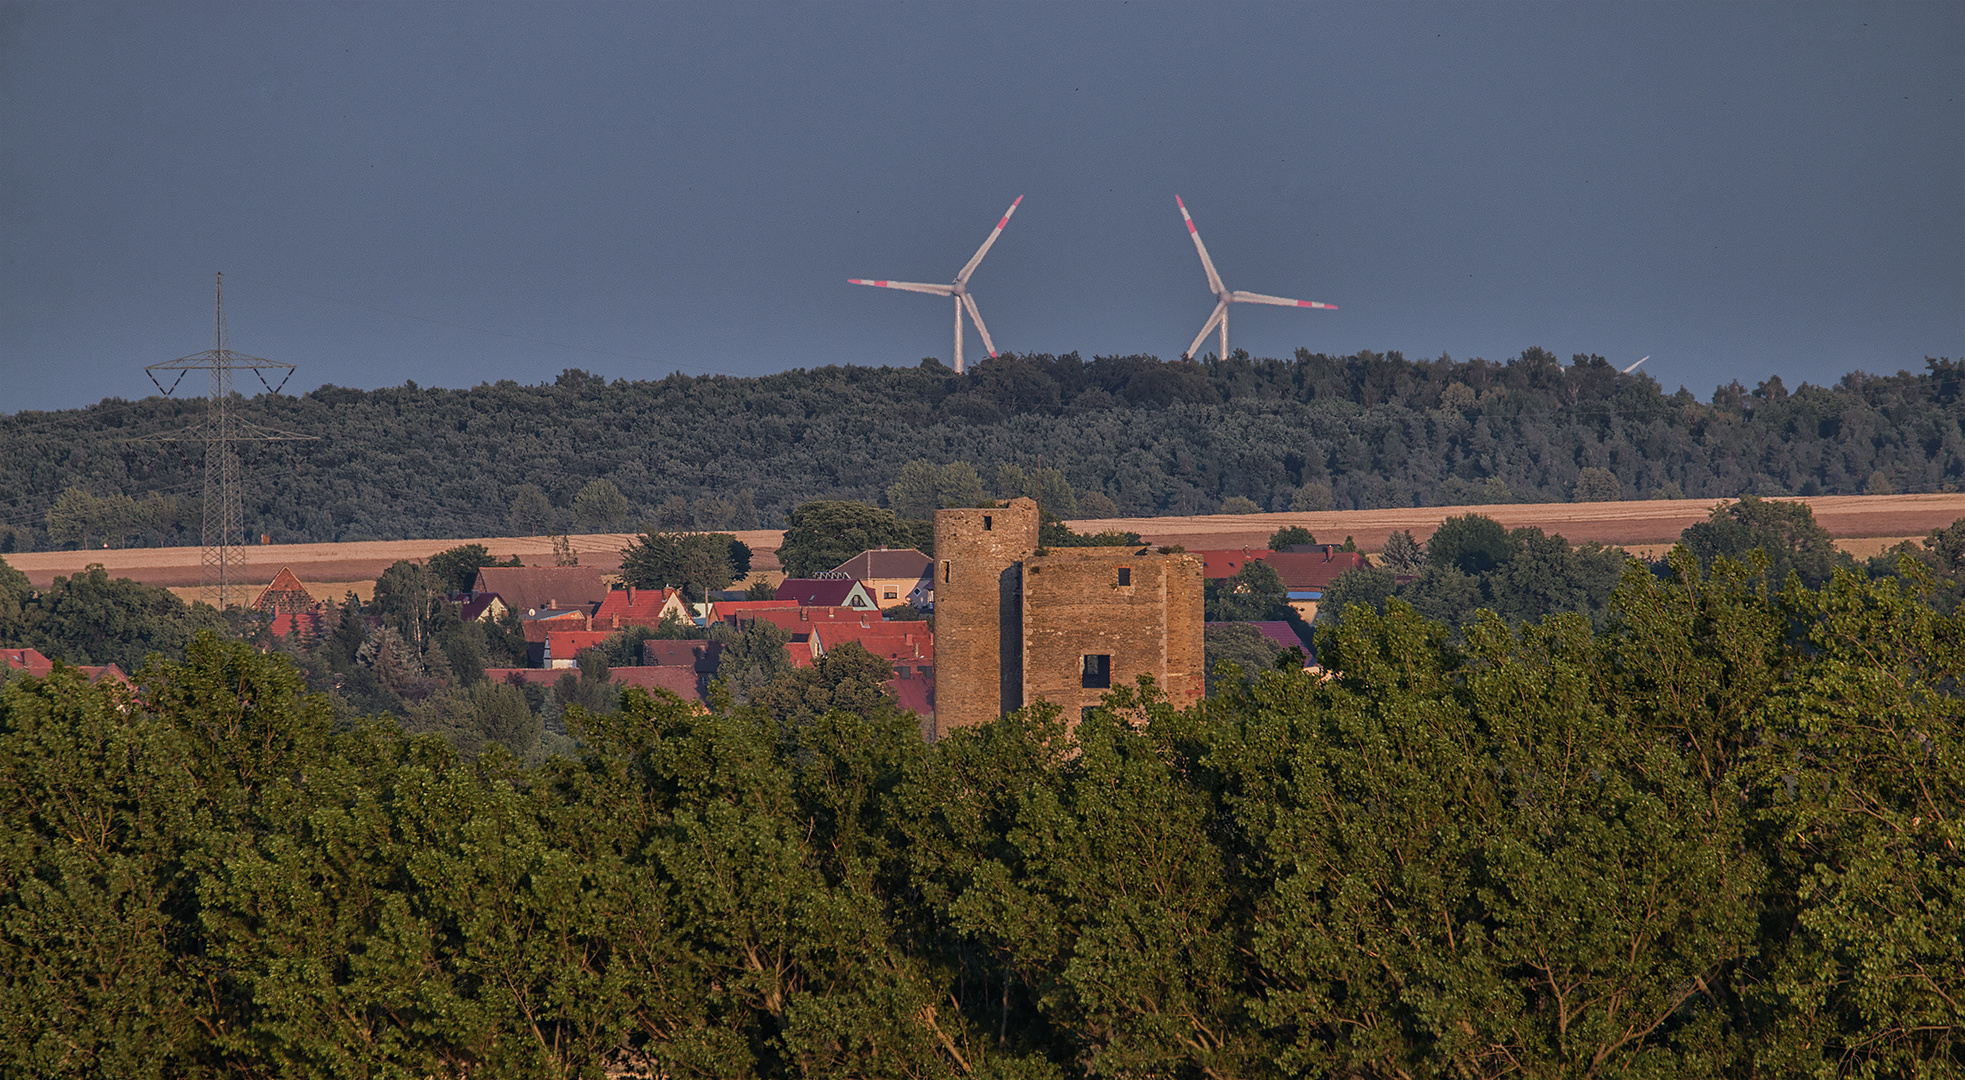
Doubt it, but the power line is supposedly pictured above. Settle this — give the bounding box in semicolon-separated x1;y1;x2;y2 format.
133;273;316;607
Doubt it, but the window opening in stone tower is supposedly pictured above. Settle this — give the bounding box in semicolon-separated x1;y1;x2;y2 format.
1117;567;1132;586
1082;654;1111;689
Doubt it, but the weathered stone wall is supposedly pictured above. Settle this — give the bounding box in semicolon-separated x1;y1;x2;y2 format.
1020;547;1205;717
931;498;1039;734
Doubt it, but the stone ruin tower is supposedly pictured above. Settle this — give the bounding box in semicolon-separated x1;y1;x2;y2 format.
932;497;1204;736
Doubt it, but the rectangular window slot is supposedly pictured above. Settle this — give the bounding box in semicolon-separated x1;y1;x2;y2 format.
942;561;950;583
1081;654;1111;689
983;515;993;531
1117;567;1132;586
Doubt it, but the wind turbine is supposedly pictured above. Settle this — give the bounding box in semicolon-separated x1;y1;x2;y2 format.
1621;355;1650;374
850;195;1023;374
1174;195;1336;361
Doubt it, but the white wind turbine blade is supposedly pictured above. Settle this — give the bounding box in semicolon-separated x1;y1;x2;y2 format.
1184;299;1229;361
1176;195;1226;296
849;278;955;296
956;195;1023;286
1621;355;1650;374
1231;290;1338;310
961;293;998;358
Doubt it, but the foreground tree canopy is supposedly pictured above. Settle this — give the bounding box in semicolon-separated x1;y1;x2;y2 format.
3;550;1959;1078
6;350;1965;548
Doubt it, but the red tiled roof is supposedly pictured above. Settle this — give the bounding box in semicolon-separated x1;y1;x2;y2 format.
734;606;883;636
592;587;686;630
774;578;879;609
1263;550;1373;592
1;648;130;685
545;630;614;663
814;623;934;663
269;612;323;640
1191;549;1276;579
707;600;801;623
471;566;608;615
253;567;318;614
831;548;932;581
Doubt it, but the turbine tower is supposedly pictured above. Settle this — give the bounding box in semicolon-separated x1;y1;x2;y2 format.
1175;195;1336;361
141;273;314;607
851;195;1022;374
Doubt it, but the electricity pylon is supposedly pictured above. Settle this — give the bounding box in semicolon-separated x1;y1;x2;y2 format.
142;273;314;608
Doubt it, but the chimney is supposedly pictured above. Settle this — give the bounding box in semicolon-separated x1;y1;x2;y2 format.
548;598;557;609
627;586;635;604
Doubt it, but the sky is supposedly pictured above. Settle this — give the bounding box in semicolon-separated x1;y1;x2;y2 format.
1;1;1959;415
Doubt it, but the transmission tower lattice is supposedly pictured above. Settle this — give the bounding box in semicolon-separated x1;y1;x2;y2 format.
141;273;315;608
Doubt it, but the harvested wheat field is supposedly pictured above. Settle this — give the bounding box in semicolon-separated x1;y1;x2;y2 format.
8;494;1963;595
5;530;787;593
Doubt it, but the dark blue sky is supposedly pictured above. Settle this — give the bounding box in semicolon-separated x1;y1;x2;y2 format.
2;1;1959;415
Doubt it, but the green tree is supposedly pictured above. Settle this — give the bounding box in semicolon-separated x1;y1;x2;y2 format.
1680;495;1843;589
749;641;896;730
572;478;633;531
776;501;932;578
425;543;521;594
1203;622;1287;696
1316;565;1397;623
707;618;792;703
1268;525;1317;549
507;484;556;535
1204;559;1290;622
1573;465;1621;502
1427;513;1515;574
1218;495;1261;514
617;531;744;598
887;460;990;520
1379;528;1424;572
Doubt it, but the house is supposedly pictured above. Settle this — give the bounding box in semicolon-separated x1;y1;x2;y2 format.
520;607;591;666
253;567;324;640
774;577;881;611
831;547;934;608
470;566;608;617
1;647;130;686
1191;548;1277;580
544;629;615;668
705;599;802;624
456;592;509;623
1260;547;1373;621
590;586;692;631
727;606;885;638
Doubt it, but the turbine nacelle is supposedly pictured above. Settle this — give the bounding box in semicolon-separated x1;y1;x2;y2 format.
850;195;1022;373
1174;195;1335;362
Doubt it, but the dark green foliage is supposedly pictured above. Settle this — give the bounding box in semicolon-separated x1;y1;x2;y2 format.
12;352;1965;550
748;640;896;730
426;542;521;593
707;617;792;702
0;558;227;671
1680;494;1847;588
1327;514;1631;630
5;562;1965;1077
617;530;745;597
1204;558;1291;622
1203;622;1287;695
1267;524;1316;549
776;500;933;578
1427;512;1515;574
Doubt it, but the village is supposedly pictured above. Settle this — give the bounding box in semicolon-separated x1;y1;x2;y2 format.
160;496;1371;736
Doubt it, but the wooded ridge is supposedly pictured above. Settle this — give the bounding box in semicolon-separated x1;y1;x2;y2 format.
5;348;1962;549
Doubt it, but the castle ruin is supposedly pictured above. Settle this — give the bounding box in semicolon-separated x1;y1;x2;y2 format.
932;497;1204;735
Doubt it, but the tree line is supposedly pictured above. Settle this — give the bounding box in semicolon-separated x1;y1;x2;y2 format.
3;549;1958;1077
5;349;1964;549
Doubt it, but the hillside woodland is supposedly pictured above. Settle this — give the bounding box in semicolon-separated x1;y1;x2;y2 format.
4;349;1964;549
3;550;1960;1077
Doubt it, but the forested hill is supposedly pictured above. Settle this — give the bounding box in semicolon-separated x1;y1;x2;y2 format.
4;347;1962;547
